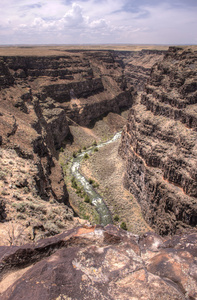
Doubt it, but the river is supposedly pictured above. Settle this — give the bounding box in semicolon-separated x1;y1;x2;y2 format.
71;131;122;226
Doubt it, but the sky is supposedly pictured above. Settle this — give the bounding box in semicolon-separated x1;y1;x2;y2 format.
0;0;196;45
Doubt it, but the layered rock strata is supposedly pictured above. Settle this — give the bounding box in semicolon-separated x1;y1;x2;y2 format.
1;51;132;126
120;47;197;235
0;224;197;299
114;49;165;91
0;49;133;241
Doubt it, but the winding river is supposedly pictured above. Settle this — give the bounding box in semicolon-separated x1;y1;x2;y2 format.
71;131;122;226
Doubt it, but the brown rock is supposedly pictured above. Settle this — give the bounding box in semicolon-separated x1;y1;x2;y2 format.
119;47;197;235
0;225;196;299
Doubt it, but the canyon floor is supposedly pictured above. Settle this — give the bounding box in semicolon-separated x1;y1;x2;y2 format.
59;110;151;235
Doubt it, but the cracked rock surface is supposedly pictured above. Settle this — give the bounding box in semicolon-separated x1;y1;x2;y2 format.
0;225;197;299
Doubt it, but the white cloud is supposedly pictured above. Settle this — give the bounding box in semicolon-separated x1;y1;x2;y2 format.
0;0;196;44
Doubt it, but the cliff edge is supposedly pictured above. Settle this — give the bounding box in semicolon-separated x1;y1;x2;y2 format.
119;47;197;235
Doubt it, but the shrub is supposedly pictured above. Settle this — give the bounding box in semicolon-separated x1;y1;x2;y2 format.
12;202;26;212
88;178;94;184
60;147;64;152
71;177;78;189
76;187;82;194
83;146;86;150
84;153;89;159
92;182;99;188
84;195;91;204
72;151;77;158
92;140;97;146
17;213;26;220
93;147;98;153
78;149;82;154
120;221;127;231
0;171;6;180
56;220;65;229
23;186;29;194
45;222;60;235
114;215;119;222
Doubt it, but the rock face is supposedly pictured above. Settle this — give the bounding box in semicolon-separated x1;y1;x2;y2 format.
114;49;165;91
119;47;197;235
0;49;134;243
0;224;197;300
2;51;132;126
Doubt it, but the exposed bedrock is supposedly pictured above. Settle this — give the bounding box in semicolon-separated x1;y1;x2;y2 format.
119;47;197;235
0;93;70;205
0;225;197;300
1;49;165;127
114;49;165;91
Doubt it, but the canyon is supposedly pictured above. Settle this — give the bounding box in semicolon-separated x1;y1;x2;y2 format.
119;46;197;235
0;45;196;299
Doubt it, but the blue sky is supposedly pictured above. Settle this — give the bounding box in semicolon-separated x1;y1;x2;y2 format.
0;0;196;45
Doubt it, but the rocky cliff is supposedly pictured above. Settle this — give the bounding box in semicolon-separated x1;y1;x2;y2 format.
0;48;134;242
0;224;197;300
1;51;132;126
0;46;197;299
119;47;197;235
114;49;165;91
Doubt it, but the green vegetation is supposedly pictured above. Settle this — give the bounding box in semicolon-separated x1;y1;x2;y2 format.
88;178;94;184
71;176;78;189
0;171;6;180
84;195;91;204
92;182;99;188
114;215;119;222
12;202;26;213
45;221;60;235
72;151;77;158
71;176;92;204
60;147;64;153
84;153;89;159
120;221;127;231
92;140;97;146
83;146;86;150
17;213;26;220
88;178;99;188
93;147;98;153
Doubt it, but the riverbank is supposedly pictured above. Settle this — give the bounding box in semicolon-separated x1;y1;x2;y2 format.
80;138;152;235
59;112;128;224
59;110;151;234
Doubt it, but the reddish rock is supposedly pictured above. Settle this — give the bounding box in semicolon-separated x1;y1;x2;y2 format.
0;225;196;299
119;47;197;235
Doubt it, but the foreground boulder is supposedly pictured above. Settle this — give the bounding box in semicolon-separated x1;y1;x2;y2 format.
0;225;197;299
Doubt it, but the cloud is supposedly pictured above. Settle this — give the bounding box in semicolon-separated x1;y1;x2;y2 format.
0;0;196;44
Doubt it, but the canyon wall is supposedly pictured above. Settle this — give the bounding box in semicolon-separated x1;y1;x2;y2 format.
2;51;132;126
0;49;135;240
0;50;131;206
0;47;176;240
119;47;197;235
114;49;165;91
